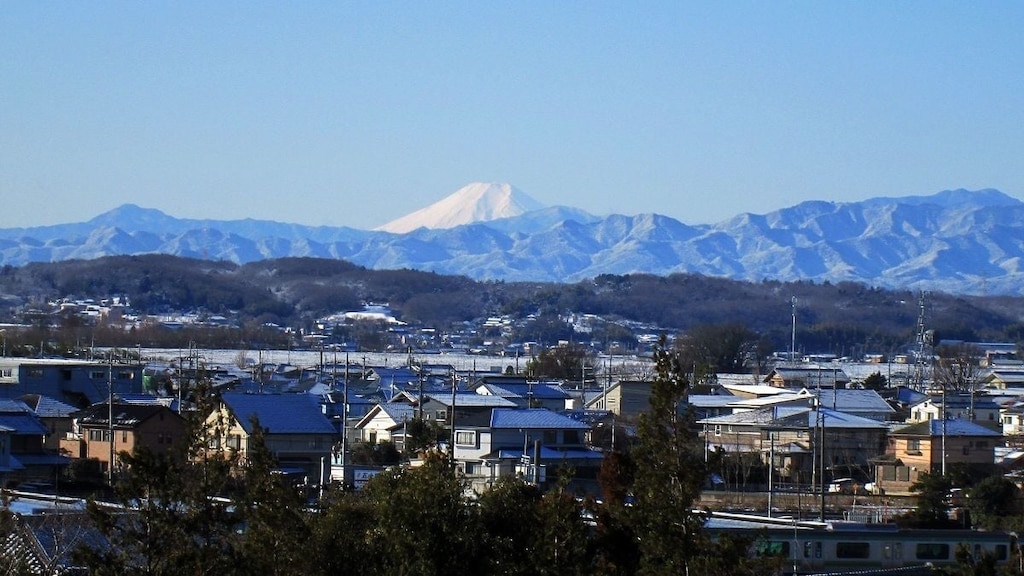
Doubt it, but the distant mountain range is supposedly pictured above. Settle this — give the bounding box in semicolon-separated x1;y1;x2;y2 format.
1;184;1022;296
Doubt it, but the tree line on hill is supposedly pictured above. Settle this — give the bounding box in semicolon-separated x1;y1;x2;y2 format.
3;255;1024;356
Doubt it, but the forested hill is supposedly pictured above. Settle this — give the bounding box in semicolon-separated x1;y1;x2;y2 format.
1;255;1023;351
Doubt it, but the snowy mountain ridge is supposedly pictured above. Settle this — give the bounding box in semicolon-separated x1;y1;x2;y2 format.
0;186;1021;296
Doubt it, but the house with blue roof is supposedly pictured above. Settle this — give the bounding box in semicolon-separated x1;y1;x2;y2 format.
474;381;572;411
19;394;79;453
208;393;338;484
0;358;144;406
0;399;67;484
450;407;601;493
876;418;1002;493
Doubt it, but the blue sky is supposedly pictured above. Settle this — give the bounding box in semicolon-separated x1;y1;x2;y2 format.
2;2;1022;229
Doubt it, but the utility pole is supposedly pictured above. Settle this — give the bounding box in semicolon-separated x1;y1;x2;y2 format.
107;351;114;485
791;296;798;364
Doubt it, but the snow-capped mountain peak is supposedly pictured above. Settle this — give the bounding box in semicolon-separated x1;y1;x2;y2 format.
375;182;546;233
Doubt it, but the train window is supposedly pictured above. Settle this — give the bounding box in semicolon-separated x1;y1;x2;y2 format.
915;543;950;560
836;542;871;559
755;541;790;557
883;543;903;559
804;541;821;559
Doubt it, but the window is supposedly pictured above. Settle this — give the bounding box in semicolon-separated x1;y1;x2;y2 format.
915;543;950;560
755;541;789;558
996;545;1008;561
542;430;557;444
714;425;722;437
435;410;448;423
455;430;476;446
962;445;970;455
0;368;11;378
121;430;128;443
117;371;133;380
89;429;112;442
564;430;581;445
90;371;106;380
906;439;921;454
226;435;241;450
836;542;871;559
26;368;43;378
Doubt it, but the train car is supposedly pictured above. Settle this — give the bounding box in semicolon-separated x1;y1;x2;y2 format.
706;512;1014;573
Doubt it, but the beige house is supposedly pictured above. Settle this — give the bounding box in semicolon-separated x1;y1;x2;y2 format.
207;392;337;483
585;380;653;421
874;419;1001;493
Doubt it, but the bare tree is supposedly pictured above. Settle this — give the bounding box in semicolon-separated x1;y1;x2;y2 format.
933;342;983;394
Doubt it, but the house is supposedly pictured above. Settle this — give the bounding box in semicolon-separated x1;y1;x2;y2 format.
982;369;1024;390
61;402;186;477
207;393;338;483
906;394;1001;428
698;406;888;484
583;380;654;420
19;394;78;452
354;403;416;445
0;358;144;405
763;367;850;389
874;419;1002;493
451;408;601;493
395;393;516;428
1001;402;1024;441
807;389;897;421
474;380;572;411
0;399;66;484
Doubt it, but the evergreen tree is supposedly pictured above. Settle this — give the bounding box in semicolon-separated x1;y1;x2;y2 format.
477;475;544;576
74;380;240;575
360;453;482;576
231;419;313;576
630;338;707;575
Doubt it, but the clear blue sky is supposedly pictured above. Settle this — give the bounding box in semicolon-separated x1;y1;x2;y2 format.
2;2;1022;229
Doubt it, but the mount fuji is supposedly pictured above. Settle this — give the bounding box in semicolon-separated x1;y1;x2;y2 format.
376;182;548;233
1;184;1023;296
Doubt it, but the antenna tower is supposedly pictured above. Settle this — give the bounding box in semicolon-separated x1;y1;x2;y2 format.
913;291;929;391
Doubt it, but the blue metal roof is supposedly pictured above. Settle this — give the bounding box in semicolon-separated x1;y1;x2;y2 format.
18;394;78;418
220;392;336;435
494;447;603;460
0;399;48;435
490;408;590;430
